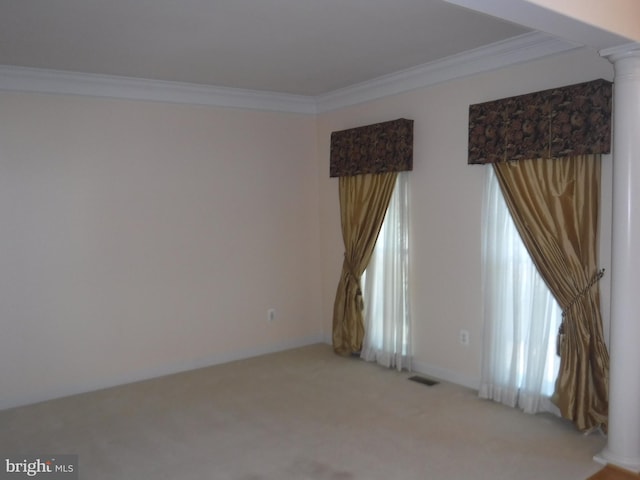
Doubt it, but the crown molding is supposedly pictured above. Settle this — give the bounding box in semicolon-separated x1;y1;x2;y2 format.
0;65;318;114
315;32;582;113
0;32;581;115
600;42;640;60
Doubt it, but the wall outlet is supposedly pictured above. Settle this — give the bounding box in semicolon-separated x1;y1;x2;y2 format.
459;329;470;346
267;308;276;322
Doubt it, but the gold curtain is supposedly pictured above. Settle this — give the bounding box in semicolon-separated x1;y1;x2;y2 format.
332;172;397;356
493;154;609;432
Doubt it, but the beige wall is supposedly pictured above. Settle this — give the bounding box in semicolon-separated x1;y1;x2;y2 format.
527;0;640;42
317;47;614;387
0;46;616;409
0;93;322;409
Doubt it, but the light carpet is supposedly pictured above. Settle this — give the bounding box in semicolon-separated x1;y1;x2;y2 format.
0;344;606;479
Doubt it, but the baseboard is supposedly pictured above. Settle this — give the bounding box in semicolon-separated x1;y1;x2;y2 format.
1;333;325;411
411;359;480;391
317;335;480;391
180;333;326;372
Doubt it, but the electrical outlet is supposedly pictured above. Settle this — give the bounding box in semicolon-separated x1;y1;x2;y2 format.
267;308;276;322
459;329;470;346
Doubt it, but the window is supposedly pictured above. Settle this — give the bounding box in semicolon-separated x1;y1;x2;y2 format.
361;172;411;371
479;167;561;415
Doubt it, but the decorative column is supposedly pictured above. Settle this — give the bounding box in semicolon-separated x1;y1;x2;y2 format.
597;43;640;472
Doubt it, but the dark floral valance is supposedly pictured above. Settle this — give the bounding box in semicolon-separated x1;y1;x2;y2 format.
468;79;612;164
330;118;413;177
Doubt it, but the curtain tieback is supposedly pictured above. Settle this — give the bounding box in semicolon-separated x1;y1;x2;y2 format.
344;253;364;310
556;268;605;356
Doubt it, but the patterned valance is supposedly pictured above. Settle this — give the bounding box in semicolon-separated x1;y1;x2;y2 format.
330;118;413;177
468;79;612;164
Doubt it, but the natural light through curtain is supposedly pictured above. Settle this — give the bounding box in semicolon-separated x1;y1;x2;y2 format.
479;167;561;415
361;172;411;371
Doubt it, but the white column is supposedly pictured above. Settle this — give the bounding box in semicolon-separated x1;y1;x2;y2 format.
597;43;640;472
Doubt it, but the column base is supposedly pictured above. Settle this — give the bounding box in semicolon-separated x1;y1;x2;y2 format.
595;448;640;473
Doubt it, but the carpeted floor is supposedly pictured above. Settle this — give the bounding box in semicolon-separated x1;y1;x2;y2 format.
1;344;606;479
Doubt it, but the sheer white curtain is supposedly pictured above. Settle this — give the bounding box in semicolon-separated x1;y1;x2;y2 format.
479;166;561;415
361;172;411;371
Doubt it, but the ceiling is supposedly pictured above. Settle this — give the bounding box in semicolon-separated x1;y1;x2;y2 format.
0;0;534;96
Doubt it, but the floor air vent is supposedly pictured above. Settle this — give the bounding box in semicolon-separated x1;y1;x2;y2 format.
408;375;439;386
